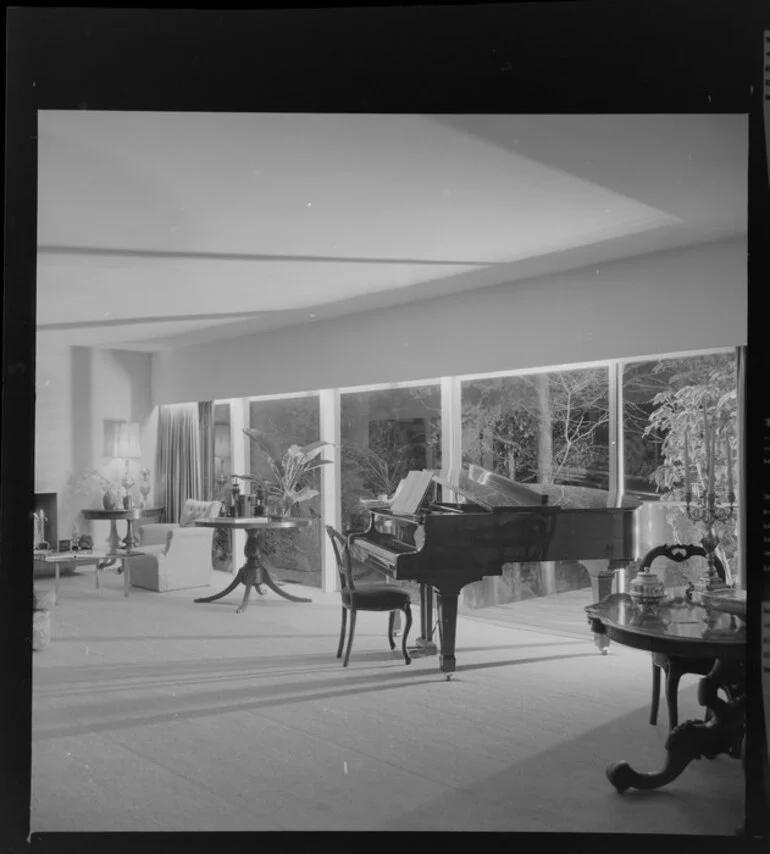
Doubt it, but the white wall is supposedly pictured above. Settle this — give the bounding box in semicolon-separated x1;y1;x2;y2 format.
152;237;747;404
35;343;156;540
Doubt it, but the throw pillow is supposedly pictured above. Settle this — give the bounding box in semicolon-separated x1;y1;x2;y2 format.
179;499;223;527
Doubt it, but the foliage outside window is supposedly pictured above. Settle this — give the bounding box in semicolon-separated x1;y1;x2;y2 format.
340;385;442;533
635;352;738;578
247;395;324;588
460;367;610;604
462;367;610;489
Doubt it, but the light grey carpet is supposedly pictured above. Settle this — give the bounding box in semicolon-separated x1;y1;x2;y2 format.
31;568;744;833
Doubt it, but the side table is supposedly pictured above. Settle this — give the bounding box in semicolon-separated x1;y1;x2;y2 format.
585;593;745;800
193;516;314;613
82;506;163;552
35;550;106;598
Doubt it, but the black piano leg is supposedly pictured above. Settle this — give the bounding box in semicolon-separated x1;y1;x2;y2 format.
435;590;459;680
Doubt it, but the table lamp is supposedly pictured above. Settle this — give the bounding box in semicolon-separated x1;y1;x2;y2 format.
105;421;142;507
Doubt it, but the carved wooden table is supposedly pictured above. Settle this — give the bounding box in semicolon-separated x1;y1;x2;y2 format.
586;593;745;798
193;516;314;613
82;506;164;551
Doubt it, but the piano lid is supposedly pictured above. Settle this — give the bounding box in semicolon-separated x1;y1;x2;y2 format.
441;465;642;511
440;465;549;510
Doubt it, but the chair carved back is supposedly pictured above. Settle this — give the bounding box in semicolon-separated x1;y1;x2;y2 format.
325;525;356;592
640;542;726;582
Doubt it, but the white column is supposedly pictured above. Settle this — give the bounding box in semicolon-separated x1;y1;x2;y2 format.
319;388;341;593
229;398;248;566
440;376;462;498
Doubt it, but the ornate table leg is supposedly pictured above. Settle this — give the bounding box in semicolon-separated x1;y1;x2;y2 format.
195;529;311;610
259;562;312;603
607;658;745;793
587;616;610;654
194;568;247;604
236;562;260;613
107;520;121;554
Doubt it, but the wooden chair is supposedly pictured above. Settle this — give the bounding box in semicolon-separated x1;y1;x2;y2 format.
325;525;413;668
643;543;728;730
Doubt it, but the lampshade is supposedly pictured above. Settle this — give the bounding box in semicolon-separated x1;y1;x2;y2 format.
104;421;141;459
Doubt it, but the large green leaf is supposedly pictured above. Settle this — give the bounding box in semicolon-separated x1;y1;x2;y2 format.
302;458;333;473
292;486;319;505
243;427;286;477
299;440;333;461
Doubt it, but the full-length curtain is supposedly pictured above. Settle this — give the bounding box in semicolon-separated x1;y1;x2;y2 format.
156;403;202;523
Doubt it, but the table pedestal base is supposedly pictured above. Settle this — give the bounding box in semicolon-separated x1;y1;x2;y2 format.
194;559;312;612
607;658;744;793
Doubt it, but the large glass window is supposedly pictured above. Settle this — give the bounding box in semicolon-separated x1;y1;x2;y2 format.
462;367;610;489
213;402;232;503
247;394;323;588
460;366;610;612
340;384;442;533
623;350;738;580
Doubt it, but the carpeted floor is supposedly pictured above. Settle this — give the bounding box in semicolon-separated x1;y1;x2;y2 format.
31;567;744;833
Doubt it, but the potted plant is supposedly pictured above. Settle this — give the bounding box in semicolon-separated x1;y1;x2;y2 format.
241;428;332;516
239;428;333;570
644;360;738;585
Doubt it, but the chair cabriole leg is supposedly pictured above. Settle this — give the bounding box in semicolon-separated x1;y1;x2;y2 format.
337;607;347;659
343;609;357;667
402;603;412;665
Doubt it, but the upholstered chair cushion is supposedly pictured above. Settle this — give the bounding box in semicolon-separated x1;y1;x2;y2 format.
341;584;412;613
179;499;223;527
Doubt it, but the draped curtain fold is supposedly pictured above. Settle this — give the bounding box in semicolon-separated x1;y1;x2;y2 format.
156;404;203;524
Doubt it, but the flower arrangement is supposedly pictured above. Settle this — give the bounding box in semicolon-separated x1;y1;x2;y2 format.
68;469;120;509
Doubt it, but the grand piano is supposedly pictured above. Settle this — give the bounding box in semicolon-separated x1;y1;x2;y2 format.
349;465;640;679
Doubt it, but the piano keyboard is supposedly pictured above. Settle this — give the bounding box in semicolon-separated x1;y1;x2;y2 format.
356;538;416;567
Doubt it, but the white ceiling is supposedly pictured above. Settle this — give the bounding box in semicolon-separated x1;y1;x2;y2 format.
36;112;747;352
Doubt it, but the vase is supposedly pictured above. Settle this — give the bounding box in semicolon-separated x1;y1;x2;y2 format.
629;568;666;609
102;490;117;510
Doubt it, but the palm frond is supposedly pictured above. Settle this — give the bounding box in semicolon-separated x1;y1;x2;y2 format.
243;428;286;477
292;486;319;505
302;459;333;473
298;440;333;462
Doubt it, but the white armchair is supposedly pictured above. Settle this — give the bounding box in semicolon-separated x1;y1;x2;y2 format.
128;499;224;593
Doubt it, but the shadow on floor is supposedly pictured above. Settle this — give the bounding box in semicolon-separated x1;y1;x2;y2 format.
34;651;598;741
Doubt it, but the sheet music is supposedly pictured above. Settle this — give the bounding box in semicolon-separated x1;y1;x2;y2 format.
390;469;435;516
